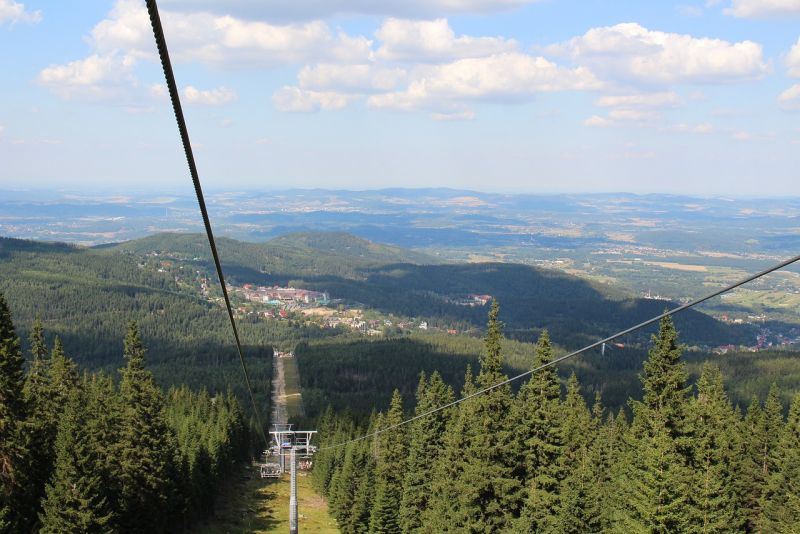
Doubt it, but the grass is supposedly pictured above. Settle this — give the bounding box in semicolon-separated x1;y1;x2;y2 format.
282;355;305;419
196;465;338;533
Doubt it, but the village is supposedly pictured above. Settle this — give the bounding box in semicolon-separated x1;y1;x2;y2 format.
226;281;481;337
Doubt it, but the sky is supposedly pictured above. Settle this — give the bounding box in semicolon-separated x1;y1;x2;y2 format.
1;0;799;196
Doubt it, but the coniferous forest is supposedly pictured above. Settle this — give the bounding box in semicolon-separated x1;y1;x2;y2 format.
313;301;800;533
0;293;249;533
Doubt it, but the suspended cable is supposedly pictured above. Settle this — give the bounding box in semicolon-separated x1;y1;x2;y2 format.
321;252;800;451
145;0;268;447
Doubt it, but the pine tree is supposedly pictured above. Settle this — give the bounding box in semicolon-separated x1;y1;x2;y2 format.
84;373;124;530
688;363;745;533
117;321;177;533
21;317;51;527
741;384;784;530
554;374;600;533
330;441;370;533
400;371;454;533
435;302;522;532
23;333;79;528
369;390;407;533
612;315;694;533
516;330;563;533
0;293;29;532
759;392;800;532
39;388;114;533
423;366;476;533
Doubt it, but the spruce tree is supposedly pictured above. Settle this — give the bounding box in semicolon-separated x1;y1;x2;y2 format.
84;373;124;530
399;371;454;533
516;330;563;533
554;374;600;534
613;315;694;533
22;317;51;526
741;384;784;530
0;293;29;532
39;388;114;533
759;392;800;532
688;363;745;532
117;321;177;533
441;302;522;532
423;366;476;533
369;390;407;533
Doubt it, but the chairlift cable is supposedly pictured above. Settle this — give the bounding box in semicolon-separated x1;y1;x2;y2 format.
321;251;800;451
145;0;268;447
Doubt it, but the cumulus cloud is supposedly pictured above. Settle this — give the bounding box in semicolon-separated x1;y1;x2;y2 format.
779;84;800;110
375;18;516;62
298;64;407;92
272;86;356;112
787;37;800;77
0;0;41;25
584;115;614;127
724;0;800;17
550;23;769;87
595;92;680;108
366;53;601;113
661;122;714;133
183;86;238;105
158;0;536;20
89;0;372;68
36;54;139;101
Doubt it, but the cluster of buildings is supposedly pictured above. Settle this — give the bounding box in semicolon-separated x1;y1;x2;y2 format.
450;294;493;307
714;327;800;354
237;284;330;306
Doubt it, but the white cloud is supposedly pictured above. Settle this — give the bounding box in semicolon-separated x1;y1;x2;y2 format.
0;0;41;25
183;86;238;105
584;115;613;127
272;86;356;112
725;0;800;17
550;23;769;87
733;130;752;140
36;54;139;101
432;110;476;120
367;53;601;113
148;84;168;99
375;18;516;62
91;0;373;68
298;64;406;92
787;37;800;77
40;0;375;102
661;122;714;133
608;109;661;121
779;84;800;110
158;0;536;20
595;92;680;108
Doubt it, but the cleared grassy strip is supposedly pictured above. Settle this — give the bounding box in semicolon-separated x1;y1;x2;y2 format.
197;467;338;533
282;355;305;419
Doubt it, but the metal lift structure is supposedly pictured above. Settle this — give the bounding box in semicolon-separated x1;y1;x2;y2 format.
262;425;317;534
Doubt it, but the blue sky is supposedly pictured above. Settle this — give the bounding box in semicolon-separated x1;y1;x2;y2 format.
1;0;799;195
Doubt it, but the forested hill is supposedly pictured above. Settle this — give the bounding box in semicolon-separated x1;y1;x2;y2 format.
3;232;757;353
105;232;753;348
0;236;285;415
107;231;438;278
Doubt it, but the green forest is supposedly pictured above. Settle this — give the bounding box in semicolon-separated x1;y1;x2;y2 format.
4;233;800;533
312;302;800;533
0;294;249;533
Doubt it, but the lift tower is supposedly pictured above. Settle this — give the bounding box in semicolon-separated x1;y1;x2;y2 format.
268;425;317;534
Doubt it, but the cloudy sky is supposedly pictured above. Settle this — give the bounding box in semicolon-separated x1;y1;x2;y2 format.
1;0;799;195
